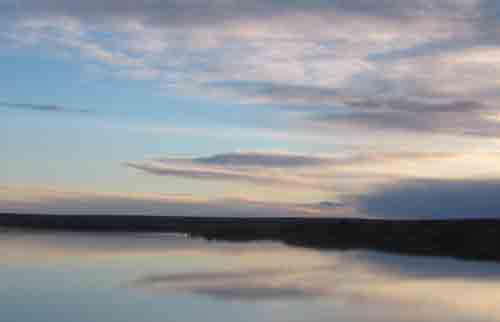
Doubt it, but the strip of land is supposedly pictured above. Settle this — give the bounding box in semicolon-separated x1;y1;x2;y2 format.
1;213;499;262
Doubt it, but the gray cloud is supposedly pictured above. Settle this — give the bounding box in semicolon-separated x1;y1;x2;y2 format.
0;101;90;113
207;80;488;113
315;110;497;135
313;96;500;137
367;39;475;62
342;97;486;113
127;151;457;190
357;179;500;219
317;201;346;208
10;0;471;25
207;79;500;137
478;0;500;41
127;151;334;188
192;286;318;301
205;81;341;109
191;152;330;168
162;151;457;167
125;161;299;187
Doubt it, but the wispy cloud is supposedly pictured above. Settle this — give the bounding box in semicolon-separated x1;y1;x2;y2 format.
126;151;335;189
125;161;303;187
207;79;500;137
0;185;341;217
175;151;332;168
125;150;458;192
0;101;90;113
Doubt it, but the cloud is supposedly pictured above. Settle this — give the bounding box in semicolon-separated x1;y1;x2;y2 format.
155;151;456;168
188;151;331;168
5;0;476;96
300;76;500;137
5;1;495;143
4;0;500;197
125;161;307;187
127;152;333;189
356;179;500;219
205;78;500;137
0;185;340;217
478;0;500;41
126;151;457;191
192;286;316;301
0;101;90;113
9;0;475;25
205;80;342;108
342;97;486;113
315;109;500;137
124;151;500;219
206;79;488;115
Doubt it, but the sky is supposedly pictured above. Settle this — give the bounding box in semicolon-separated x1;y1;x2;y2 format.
2;0;500;218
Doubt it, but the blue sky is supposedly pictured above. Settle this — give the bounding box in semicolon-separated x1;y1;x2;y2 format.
2;0;500;218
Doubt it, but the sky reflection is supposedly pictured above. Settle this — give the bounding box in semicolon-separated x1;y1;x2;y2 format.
1;231;500;322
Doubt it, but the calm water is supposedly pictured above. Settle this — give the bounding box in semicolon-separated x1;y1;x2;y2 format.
1;230;500;322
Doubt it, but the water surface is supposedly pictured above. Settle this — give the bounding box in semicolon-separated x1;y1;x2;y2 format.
1;230;500;322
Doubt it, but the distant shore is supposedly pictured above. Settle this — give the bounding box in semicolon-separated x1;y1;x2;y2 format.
1;213;499;262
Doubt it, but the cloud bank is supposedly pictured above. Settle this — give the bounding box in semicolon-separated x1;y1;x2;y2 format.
0;186;341;217
357;179;500;219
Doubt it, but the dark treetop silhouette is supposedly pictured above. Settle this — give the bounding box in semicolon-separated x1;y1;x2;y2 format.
1;213;499;262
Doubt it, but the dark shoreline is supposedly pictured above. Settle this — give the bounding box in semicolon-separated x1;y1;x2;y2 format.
1;213;499;262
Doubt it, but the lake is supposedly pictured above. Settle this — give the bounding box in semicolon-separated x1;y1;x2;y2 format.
1;230;499;322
